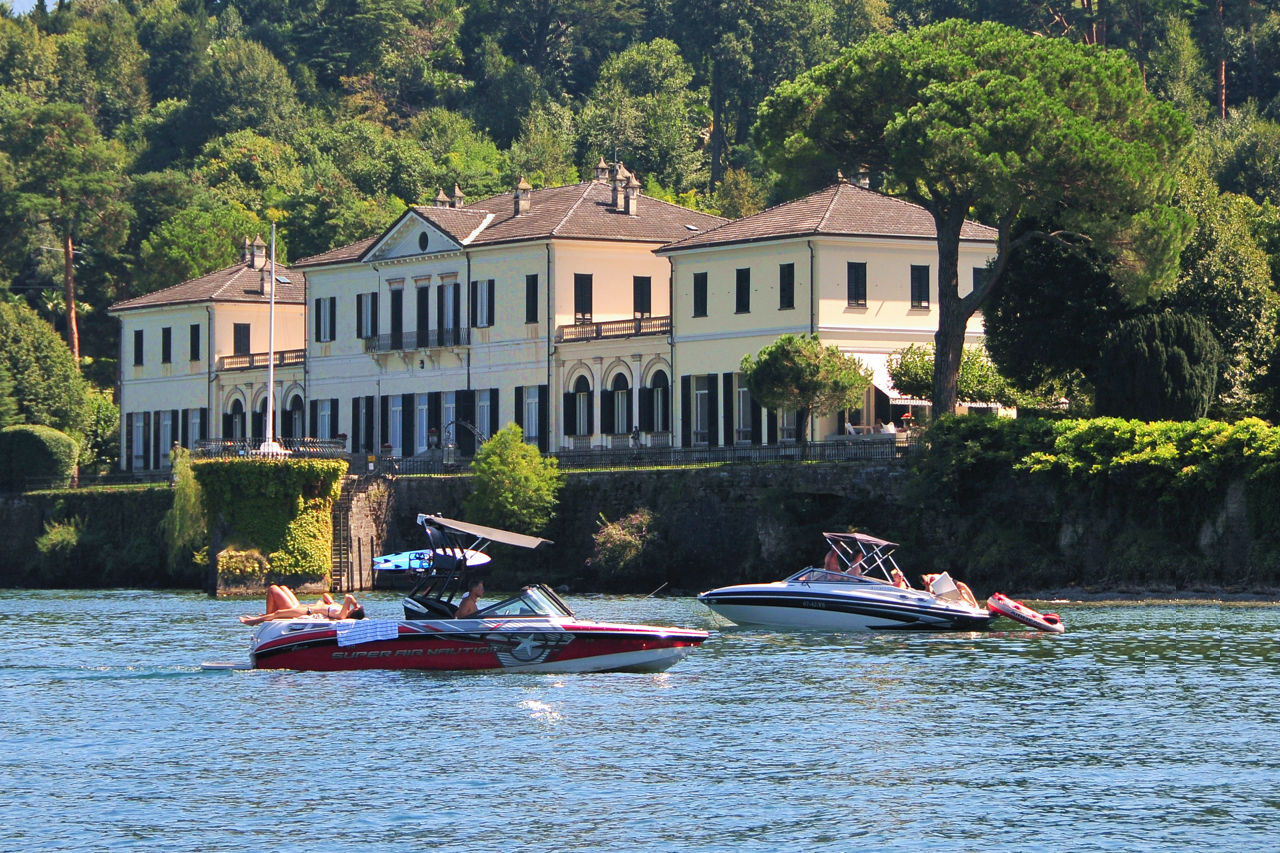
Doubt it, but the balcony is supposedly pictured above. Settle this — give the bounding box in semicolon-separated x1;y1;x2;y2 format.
364;328;470;353
555;315;671;344
218;349;306;371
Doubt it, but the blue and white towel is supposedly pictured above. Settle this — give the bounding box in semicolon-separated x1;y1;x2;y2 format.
335;620;400;647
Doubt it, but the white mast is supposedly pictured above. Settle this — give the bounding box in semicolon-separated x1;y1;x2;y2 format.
260;222;282;453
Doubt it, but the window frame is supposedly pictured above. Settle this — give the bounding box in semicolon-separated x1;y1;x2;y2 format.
692;272;708;318
910;265;930;309
847;261;867;308
735;268;750;314
779;263;795;310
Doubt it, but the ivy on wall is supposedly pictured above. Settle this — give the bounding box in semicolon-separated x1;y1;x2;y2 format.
193;458;347;585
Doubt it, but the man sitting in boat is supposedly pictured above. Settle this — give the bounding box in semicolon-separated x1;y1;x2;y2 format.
239;585;366;624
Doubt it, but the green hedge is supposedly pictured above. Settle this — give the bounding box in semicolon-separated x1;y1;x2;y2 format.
193;458;346;586
907;416;1280;590
0;424;79;490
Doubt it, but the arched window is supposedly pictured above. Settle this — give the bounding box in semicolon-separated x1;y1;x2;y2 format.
284;395;304;440
607;373;630;435
643;370;670;433
564;375;593;437
228;399;245;440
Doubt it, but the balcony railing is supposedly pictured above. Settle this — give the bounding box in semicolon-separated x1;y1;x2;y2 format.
218;349;306;371
364;327;470;353
556;315;670;343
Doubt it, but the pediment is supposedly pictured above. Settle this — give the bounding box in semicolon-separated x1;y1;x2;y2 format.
364;211;462;262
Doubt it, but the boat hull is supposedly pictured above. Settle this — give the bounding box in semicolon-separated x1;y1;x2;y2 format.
698;588;993;632
248;618;708;673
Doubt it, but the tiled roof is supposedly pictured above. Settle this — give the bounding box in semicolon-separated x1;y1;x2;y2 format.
109;260;304;312
291;180;729;268
657;182;997;253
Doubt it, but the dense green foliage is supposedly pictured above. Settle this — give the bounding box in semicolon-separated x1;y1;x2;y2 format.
907;416;1280;590
1094;313;1222;420
590;508;659;588
192;458;346;584
0;423;79;489
756;20;1192;417
158;445;205;574
22;486;180;587
888;344;1015;405
2;1;1280;425
740;333;872;445
463;424;562;535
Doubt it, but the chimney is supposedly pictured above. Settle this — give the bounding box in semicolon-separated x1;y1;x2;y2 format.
514;176;532;216
855;164;871;188
612;162;630;209
623;173;640;216
595;157;610;182
241;236;251;264
434;188;449;207
250;235;267;270
836;168;845;183
451;183;464;208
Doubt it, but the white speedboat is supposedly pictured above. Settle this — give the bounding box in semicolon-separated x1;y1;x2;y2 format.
697;531;994;632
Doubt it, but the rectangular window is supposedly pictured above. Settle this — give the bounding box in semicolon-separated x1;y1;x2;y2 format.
315;297;335;343
389;396;402;453
318;400;333;440
633;276;652;318
159;411;174;466
443;392;456;446
525;274;538;323
736;382;752;443
161;327;172;364
575;388;590;434
613;387;628;433
390;288;403;347
780;409;797;442
693;375;709;444
779;263;794;310
189;408;202;444
693;272;708;317
910;265;930;308
847;261;867;307
523;386;540;440
415;395;430;451
476;393;491;439
469;278;494;328
416;286;430;345
735;268;750;313
189;324;201;361
131;415;145;468
574;273;593;324
133;330;144;366
357;292;378;338
233;323;250;355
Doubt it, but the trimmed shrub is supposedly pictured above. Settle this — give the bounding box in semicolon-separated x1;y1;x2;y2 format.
0;424;79;491
464;424;562;535
193;457;346;587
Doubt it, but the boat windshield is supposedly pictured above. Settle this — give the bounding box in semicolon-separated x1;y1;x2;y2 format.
790;567;866;584
473;585;575;619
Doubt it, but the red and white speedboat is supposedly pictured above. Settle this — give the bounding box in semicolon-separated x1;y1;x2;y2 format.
246;516;709;673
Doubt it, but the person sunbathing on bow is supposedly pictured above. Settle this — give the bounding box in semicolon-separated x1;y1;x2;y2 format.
239;585;366;625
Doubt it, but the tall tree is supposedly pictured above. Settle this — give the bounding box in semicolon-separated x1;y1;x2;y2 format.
755;20;1192;418
0;100;130;362
740;333;872;451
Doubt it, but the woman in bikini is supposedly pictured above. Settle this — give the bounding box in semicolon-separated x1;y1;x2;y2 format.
239;585;365;624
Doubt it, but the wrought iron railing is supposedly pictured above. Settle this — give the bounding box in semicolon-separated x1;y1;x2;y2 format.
555;315;671;343
194;437;349;458
364;327;470;353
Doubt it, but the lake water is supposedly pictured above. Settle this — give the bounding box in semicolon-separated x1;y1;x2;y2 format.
2;589;1277;852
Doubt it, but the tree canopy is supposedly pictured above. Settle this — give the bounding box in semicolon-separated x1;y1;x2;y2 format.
740;333;872;447
463;424;563;535
755;19;1193;418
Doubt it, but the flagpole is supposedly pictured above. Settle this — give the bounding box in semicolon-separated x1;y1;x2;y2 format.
262;222;278;452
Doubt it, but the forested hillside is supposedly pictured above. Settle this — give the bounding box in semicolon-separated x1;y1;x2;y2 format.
2;0;1280;436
